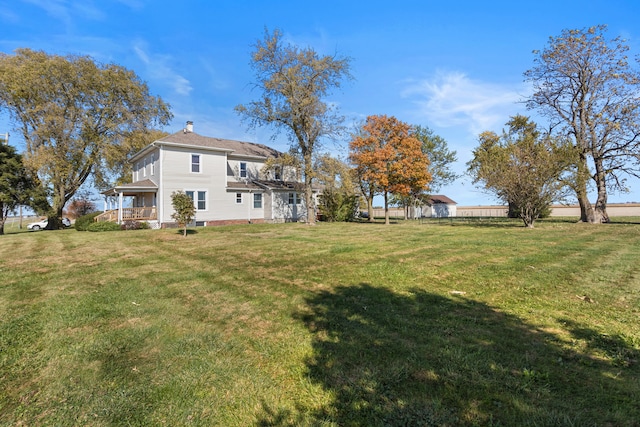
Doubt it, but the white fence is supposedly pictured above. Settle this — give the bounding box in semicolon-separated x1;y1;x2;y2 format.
372;204;640;218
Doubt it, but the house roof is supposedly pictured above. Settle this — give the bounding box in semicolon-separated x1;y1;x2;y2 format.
157;131;282;159
226;181;264;191
429;195;457;205
253;180;321;192
101;179;158;196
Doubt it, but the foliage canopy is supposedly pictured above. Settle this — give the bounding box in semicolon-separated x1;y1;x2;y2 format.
315;154;359;222
349;115;431;224
235;29;352;224
0;143;45;234
467;115;573;228
525;25;640;223
413;125;458;192
0;48;172;228
171;190;196;237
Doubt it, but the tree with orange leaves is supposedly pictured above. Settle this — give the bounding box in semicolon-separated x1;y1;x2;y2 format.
349;115;431;224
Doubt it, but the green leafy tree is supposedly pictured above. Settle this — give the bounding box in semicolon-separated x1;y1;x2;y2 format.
315;154;358;222
171;191;196;237
235;28;352;225
525;25;640;223
467;115;573;228
413;125;458;192
0;48;172;229
0;143;44;234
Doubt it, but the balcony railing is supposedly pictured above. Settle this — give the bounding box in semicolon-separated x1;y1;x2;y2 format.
96;207;157;223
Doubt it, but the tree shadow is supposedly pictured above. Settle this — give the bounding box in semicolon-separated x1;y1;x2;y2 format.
174;228;198;235
258;284;639;426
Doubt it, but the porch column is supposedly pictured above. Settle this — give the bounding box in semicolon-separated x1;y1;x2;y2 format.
118;191;123;224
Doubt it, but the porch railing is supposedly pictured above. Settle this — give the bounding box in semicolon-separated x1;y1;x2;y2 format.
96;207;157;222
95;210;118;222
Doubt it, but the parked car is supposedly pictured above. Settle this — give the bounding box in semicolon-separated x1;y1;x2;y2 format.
27;217;71;230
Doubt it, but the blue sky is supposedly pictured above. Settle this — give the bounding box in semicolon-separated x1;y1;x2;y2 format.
2;0;640;205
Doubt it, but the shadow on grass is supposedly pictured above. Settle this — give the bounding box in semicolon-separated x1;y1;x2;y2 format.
174;228;199;235
258;284;639;426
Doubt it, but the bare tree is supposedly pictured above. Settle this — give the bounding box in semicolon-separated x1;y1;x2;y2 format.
235;29;352;224
525;25;640;223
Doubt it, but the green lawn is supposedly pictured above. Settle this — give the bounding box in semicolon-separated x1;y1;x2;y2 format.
1;220;639;426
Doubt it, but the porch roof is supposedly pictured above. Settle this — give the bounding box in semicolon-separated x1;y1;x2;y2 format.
101;179;158;196
253;180;321;192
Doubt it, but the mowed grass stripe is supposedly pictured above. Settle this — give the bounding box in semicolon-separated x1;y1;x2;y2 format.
0;220;639;426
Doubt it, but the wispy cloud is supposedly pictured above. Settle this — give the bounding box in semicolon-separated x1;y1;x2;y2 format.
133;41;192;96
402;71;528;135
0;6;20;24
23;0;73;28
22;0;105;29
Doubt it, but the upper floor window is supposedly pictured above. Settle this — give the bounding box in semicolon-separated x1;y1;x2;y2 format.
150;154;155;175
143;158;147;177
274;166;281;180
191;154;201;173
240;162;247;178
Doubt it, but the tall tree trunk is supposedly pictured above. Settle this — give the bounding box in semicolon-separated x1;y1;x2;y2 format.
593;158;609;223
0;201;6;235
367;194;374;222
575;152;597;223
304;154;316;225
384;191;390;225
46;190;65;229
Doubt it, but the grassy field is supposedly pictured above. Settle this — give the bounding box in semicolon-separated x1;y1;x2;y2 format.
1;219;639;426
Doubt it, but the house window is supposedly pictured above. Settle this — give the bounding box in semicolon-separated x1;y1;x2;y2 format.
254;193;262;208
191;154;201;173
288;192;295;205
239;162;247;178
151;154;155;175
143;158;147;177
236;193;242;204
136;162;140;181
185;190;207;210
297;193;303;204
274;166;281;180
196;191;206;210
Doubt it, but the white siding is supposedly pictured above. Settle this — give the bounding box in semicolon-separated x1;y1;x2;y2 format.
160;146;228;223
227;157;265;181
159;147;268;223
132;149;160;185
271;192;307;222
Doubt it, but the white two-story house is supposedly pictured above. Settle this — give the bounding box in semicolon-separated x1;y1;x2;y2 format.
100;122;316;227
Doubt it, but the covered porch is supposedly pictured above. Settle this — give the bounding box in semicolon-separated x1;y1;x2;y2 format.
99;179;158;223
